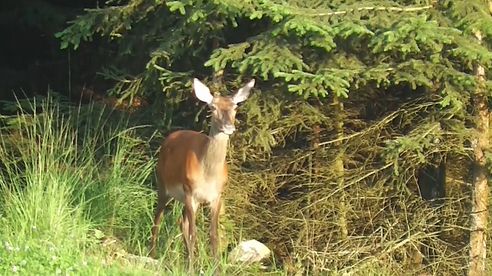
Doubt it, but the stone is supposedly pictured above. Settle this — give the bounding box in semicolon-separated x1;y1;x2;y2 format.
229;240;271;264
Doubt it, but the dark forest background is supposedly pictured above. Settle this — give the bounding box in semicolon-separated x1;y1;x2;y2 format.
0;0;107;102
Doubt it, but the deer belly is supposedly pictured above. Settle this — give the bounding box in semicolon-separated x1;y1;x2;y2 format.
192;182;221;204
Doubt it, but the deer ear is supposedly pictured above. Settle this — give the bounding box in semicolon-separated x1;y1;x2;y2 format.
193;78;213;104
233;79;255;104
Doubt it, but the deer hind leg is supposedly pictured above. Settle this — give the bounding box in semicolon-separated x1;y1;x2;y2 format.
181;206;191;256
150;192;170;258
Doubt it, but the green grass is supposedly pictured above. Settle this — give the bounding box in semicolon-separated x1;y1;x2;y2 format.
0;96;281;275
0;96;153;275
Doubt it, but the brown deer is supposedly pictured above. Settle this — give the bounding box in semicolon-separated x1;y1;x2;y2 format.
150;78;255;266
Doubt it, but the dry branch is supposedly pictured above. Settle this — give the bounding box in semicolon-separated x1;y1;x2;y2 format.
301;4;434;17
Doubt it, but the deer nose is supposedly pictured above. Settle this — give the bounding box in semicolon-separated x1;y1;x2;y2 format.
222;125;236;135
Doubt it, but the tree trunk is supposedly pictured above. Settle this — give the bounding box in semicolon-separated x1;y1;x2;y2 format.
333;95;348;240
308;124;321;219
468;30;489;276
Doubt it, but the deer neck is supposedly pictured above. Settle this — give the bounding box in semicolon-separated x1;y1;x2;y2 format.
202;128;230;175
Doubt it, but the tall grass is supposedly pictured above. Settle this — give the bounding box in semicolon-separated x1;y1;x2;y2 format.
0;96;158;274
0;96;280;275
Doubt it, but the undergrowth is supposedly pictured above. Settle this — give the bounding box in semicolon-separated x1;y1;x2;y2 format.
0;96;276;275
0;94;481;275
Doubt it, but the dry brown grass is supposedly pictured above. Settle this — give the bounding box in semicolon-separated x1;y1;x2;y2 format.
222;91;473;275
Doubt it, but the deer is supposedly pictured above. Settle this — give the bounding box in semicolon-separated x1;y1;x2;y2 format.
150;78;255;267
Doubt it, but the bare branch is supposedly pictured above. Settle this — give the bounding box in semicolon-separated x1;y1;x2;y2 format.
301;5;434;17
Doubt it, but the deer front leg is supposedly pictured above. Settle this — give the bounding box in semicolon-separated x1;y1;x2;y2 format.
210;197;222;260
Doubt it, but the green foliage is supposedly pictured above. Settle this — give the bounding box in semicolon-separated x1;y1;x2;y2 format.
275;69;353;98
56;0;492;102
